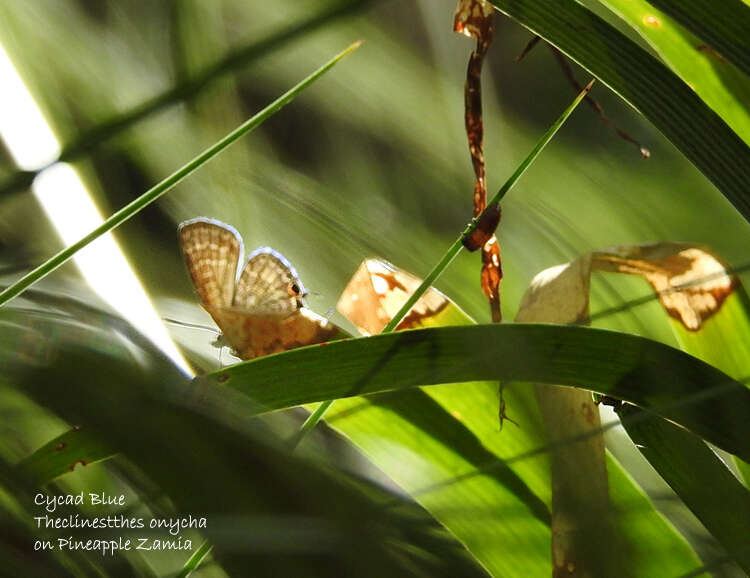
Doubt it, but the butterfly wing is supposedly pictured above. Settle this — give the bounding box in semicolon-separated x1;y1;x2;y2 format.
178;218;242;308
179;222;339;360
210;308;341;360
233;247;303;314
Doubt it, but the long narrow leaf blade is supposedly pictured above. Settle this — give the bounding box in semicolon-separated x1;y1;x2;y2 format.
0;41;361;307
619;404;750;573
201;324;750;462
596;0;750;144
485;0;750;223
31;324;748;482
643;0;750;77
17;428;114;484
382;80;594;334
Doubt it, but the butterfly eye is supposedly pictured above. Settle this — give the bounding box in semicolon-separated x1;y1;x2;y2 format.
288;282;301;297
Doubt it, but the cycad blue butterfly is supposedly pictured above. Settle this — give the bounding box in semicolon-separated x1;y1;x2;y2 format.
178;218;339;359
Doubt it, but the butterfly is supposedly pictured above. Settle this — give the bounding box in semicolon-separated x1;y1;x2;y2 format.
178;218;340;360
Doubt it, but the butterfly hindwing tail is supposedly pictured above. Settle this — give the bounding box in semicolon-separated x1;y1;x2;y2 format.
179;218;337;360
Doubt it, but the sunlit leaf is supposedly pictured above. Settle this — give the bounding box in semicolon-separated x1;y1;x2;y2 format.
638;0;750;78
619;403;750;574
595;0;750;144
515;241;750;570
485;0;750;223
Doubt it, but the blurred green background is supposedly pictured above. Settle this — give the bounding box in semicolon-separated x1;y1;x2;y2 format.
1;1;748;576
1;0;748;335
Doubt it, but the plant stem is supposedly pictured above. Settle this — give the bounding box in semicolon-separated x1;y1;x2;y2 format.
382;79;594;334
289;400;334;450
291;78;594;445
177;540;213;578
0;41;362;308
0;1;378;199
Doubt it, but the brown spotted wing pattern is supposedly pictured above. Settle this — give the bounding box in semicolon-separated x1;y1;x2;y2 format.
178;218;338;359
234;251;303;313
178;218;241;309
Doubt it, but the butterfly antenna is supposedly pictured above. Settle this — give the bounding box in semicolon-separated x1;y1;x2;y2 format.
162;317;220;336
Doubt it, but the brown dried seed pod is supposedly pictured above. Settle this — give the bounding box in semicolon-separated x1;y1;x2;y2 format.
462;203;501;252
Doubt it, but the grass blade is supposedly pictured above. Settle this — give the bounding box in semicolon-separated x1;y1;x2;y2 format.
291;79;593;444
204;323;750;462
177;540;213;578
381;80;593;335
0;41;362;307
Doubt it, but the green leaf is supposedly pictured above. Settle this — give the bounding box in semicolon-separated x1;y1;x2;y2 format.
641;0;750;78
619;404;750;573
323;386;554;576
485;0;750;223
176;541;212;578
203;323;750;462
0;41;361;307
14;346;490;577
516;241;750;570
16;427;114;485
596;0;750;144
15;287;701;575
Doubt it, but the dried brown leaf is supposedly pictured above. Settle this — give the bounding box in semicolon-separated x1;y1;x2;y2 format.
336;259;449;334
592;244;736;330
454;0;502;321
